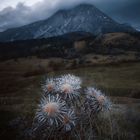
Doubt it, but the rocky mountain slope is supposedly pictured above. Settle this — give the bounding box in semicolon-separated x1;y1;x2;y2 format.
0;4;135;42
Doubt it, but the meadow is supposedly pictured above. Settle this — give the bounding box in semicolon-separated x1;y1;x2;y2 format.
0;59;140;140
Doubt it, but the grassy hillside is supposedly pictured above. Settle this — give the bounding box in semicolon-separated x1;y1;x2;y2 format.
0;60;140;139
0;31;140;139
0;32;140;61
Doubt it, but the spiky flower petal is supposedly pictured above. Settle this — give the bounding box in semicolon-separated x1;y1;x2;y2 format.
56;74;81;100
35;95;67;127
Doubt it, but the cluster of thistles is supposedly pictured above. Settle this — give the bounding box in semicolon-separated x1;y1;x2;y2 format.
33;74;111;134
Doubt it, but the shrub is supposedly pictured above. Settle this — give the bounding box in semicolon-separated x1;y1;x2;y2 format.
32;74;112;139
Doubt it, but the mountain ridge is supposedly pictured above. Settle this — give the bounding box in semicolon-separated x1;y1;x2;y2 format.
0;3;136;42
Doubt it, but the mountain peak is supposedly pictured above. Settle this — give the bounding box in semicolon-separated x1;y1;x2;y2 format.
54;3;97;17
0;3;136;42
75;3;96;9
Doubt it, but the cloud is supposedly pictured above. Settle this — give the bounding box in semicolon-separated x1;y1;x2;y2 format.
0;0;85;31
94;0;140;30
0;0;139;32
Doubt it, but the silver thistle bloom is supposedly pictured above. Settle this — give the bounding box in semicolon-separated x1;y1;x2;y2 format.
56;74;81;100
62;109;77;132
35;94;67;127
85;87;111;113
42;78;56;93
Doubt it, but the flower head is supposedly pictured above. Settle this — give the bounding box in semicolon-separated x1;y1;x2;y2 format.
43;102;59;116
35;94;67;127
62;109;77;132
42;78;56;93
85;87;111;113
56;74;81;100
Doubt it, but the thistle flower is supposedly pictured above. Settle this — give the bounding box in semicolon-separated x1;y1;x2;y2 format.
85;87;111;113
62;109;77;132
35;94;67;127
56;74;81;100
42;78;56;93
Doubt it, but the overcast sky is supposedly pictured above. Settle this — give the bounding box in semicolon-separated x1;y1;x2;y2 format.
0;0;140;32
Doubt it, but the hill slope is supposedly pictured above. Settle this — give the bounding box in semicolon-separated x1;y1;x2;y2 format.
0;32;140;61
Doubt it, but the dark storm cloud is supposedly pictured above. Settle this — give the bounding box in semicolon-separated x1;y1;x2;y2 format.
96;0;140;30
0;0;140;32
0;3;32;31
